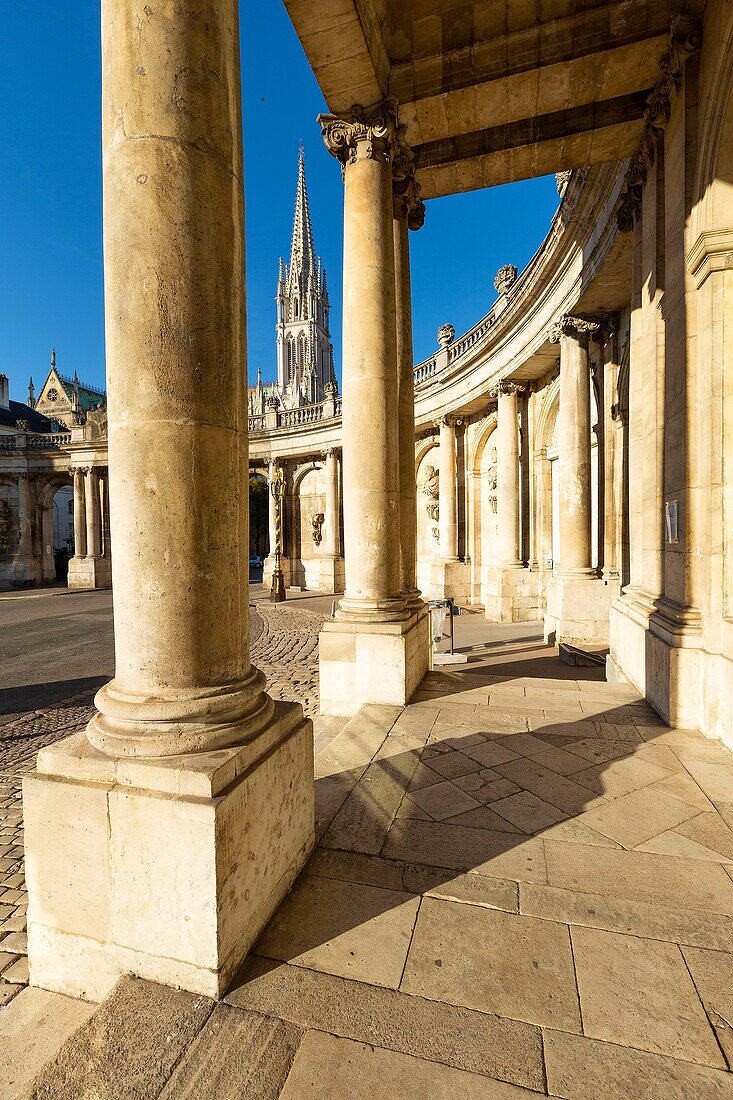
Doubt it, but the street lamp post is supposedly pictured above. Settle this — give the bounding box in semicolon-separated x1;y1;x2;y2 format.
269;465;286;603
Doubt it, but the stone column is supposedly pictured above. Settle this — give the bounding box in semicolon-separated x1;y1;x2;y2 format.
492;382;522;566
553;317;597;575
323;449;340;557
101;470;111;559
12;473;36;585
545;315;611;644
85;468;101;559
318;102;429;713
267;459;279;559
393;180;424;606
438;416;459;562
24;0;314;1003
320;103;405;623
601;326;620;587
71;466;86;559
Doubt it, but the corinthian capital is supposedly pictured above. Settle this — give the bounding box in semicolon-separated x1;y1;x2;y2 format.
318;100;398;172
548;315;601;343
489;379;525;399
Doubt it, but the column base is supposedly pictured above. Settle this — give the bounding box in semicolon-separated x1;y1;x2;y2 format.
67;555;112;590
319;605;430;717
426;560;472;603
23;699;314;1001
0;556;41;588
312;555;345;594
544;574;612;646
484;566;539;623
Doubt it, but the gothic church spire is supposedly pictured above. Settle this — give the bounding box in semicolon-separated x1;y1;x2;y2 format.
288;144;316;283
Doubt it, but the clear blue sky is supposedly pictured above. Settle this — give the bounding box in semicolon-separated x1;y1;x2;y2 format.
0;2;558;404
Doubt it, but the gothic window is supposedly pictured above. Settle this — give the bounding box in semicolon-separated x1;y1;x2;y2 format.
287;338;296;384
299;334;308;375
293;299;299;321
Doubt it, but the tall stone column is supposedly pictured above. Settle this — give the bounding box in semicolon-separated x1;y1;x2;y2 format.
438;416;459;562
100;470;111;560
492;382;522;566
323;449;340;557
545;315;611;644
484;382;537;623
393;177;424;607
267;459;279;558
318;101;429;713
24;0;314;1002
85;468;102;559
554;317;596;574
12;473;36;585
71;466;86;559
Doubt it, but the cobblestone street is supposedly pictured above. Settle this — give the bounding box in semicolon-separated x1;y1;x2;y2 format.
0;590;328;1012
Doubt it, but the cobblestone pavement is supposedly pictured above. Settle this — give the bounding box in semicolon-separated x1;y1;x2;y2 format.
0;602;327;1011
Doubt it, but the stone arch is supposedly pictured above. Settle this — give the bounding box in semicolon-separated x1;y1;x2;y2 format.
415;438;440;593
290;461;326;589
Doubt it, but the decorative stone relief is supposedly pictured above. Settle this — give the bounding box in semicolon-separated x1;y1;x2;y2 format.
616;15;701;232
437;324;455;349
488;447;498;515
494;265;518;296
319;99;398;171
422;465;440;540
548;315;601;343
311;513;324;546
0;499;11;557
555;171;572;197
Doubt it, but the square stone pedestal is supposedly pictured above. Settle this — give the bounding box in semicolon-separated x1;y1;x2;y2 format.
67;555;112;590
544;574;613;646
23;700;314;1002
319;606;431;716
484;566;539;623
427;561;472;603
316;555;345;595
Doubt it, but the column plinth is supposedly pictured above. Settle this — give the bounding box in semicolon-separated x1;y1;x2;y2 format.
24;0;314;1001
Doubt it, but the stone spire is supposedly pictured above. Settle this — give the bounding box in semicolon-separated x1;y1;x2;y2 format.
275;147;335;407
28;376;35;408
287;144;316;286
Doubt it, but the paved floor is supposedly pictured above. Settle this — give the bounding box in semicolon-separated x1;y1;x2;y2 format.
2;594;733;1098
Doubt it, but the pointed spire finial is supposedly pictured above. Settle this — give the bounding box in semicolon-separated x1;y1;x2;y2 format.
51;348;56;370
287;144;316;284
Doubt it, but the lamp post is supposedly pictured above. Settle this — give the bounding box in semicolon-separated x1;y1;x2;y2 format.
269;465;286;603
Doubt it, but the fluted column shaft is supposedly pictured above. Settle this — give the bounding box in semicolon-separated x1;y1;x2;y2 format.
323;449;340;558
494;383;522;565
72;467;87;558
439;417;459;562
89;0;271;756
320;104;405;622
553;318;597;574
85;468;102;559
393;209;421;603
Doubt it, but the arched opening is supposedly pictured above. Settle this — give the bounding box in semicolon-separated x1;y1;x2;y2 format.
249;472;269;581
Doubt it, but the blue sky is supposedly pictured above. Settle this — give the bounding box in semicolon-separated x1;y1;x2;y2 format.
0;3;558;404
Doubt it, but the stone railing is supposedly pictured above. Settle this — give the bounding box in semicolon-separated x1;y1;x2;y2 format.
0;436;17;451
413;358;438;386
26;433;72;449
248;395;342;436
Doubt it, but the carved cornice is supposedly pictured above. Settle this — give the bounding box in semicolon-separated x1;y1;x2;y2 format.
319;99;398;173
488;380;525;399
548;315;601;343
617;16;702;232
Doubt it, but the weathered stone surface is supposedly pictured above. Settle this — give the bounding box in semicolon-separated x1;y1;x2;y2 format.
26;978;214;1099
227;957;545;1091
254;873;419;988
0;987;96;1100
682;946;733;1070
279;1031;538;1098
543;1029;733;1100
159;1003;303;1100
571;926;725;1066
401;896;581;1031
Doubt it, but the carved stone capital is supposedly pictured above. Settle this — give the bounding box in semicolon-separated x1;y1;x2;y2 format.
489;379;525;399
319;100;398;173
322;448;336;460
617;15;701;232
548;315;601;343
